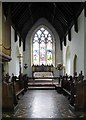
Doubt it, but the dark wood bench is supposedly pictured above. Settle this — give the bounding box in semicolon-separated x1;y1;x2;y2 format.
16;88;24;97
14;81;24;100
63;88;71;96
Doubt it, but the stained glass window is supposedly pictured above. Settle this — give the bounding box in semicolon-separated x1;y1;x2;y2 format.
33;27;53;65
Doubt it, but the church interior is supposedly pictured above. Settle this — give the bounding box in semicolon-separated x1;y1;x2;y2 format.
0;1;86;119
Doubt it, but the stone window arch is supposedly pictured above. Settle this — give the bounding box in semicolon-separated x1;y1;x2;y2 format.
32;25;55;65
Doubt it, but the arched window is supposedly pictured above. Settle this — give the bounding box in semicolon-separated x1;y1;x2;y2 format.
32;26;53;65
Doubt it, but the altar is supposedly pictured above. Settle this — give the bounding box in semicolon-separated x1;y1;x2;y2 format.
32;64;54;80
33;72;53;81
34;72;53;77
28;64;59;85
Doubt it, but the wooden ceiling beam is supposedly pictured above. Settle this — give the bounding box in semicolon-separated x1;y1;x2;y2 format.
17;8;29;24
62;3;74;17
64;36;66;46
11;3;23;17
17;10;30;27
56;7;69;25
68;29;71;41
19;36;21;47
74;19;78;33
84;2;86;17
3;2;84;42
23;40;25;52
84;8;86;17
15;30;17;42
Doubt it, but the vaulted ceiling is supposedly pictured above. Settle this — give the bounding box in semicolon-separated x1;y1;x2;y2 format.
2;2;86;44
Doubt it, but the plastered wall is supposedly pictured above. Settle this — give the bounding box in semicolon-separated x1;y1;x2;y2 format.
63;10;85;76
23;18;62;77
9;26;23;77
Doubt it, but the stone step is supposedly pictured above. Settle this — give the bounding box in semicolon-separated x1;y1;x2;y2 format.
28;86;55;90
28;80;53;82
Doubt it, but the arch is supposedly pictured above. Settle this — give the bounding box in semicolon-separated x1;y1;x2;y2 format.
66;46;71;75
73;54;77;74
31;24;55;66
31;24;55;43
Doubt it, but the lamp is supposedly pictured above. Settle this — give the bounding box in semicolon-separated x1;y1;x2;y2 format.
24;64;28;69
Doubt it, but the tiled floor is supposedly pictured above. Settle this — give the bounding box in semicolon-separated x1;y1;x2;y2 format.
2;89;86;119
14;90;76;118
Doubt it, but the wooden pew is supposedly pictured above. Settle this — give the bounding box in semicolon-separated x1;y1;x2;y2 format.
14;81;24;100
2;82;17;113
74;80;86;111
61;75;71;96
61;71;86;112
2;75;25;112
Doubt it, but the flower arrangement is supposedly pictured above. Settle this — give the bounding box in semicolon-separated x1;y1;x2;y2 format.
57;63;64;71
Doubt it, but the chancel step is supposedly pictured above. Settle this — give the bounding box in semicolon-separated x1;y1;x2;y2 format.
28;85;55;90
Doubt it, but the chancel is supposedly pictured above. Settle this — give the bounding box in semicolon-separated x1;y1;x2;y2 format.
0;1;86;119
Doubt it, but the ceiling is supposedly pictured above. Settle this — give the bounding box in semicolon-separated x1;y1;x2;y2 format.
2;2;86;43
